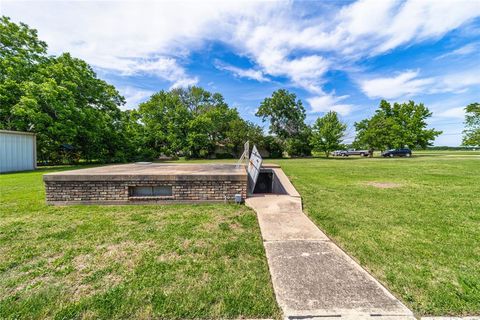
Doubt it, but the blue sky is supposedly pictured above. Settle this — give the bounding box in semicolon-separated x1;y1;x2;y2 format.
2;0;480;146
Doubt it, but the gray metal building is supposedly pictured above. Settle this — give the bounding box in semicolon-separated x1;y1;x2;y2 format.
0;130;37;173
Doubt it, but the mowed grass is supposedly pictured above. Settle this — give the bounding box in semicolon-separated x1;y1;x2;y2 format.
271;153;480;316
0;168;279;319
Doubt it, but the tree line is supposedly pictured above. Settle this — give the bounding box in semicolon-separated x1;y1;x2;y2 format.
1;17;478;164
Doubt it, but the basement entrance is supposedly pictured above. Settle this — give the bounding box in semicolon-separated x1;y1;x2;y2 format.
247;145;288;195
252;168;288;194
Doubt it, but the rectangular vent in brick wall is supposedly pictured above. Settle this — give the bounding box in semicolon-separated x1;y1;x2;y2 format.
129;186;172;198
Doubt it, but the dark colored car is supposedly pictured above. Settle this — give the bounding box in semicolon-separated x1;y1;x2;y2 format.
382;148;412;157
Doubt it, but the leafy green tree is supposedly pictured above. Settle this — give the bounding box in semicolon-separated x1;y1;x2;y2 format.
354;100;441;153
262;136;284;158
138;87;257;158
1;16;47;129
138;90;190;157
225;118;264;157
170;86;231;117
353;115;395;155
116;110;153;161
310;111;347;157
9;53;125;163
256;89;310;156
285;127;312;157
1;17;127;163
462;102;480;146
256;89;306;138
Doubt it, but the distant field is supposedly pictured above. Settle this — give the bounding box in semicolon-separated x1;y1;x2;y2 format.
272;154;480;316
365;150;480;157
0;168;279;319
413;150;480;156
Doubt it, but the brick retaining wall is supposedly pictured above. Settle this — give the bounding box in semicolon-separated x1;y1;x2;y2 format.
45;179;247;205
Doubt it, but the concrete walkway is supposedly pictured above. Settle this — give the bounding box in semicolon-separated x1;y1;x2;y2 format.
246;194;414;320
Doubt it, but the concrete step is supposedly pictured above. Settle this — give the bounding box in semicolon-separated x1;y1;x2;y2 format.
256;211;330;241
246;194;303;214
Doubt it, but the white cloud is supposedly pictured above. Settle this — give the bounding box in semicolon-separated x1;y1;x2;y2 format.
307;94;353;116
3;0;480;106
336;0;480;55
359;66;480;99
436;67;480;93
359;70;434;99
98;57;198;89
234;19;331;93
118;87;155;110
436;42;479;59
436;107;465;119
3;0;272;88
214;61;269;82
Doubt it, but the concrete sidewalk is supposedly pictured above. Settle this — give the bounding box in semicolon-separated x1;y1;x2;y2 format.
247;194;414;320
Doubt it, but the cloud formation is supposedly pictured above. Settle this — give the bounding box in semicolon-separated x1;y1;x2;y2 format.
307;94;353;116
359;67;480;99
3;0;480;122
214;60;269;82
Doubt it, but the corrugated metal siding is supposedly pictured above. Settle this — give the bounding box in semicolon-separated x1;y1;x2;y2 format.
0;131;36;173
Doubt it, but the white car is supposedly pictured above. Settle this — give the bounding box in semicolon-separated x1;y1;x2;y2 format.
331;150;344;156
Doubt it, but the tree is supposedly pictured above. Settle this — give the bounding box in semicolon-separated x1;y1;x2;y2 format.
226;118;264;157
262;136;284;158
285;127;312;157
138;90;189;157
1;17;127;163
462;102;480;146
310;111;347;157
354;100;441;153
353;115;395;155
256;89;310;156
1;16;48;130
256;89;306;139
138;87;257;158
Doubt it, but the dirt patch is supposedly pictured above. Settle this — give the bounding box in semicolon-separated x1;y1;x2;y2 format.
157;252;181;262
364;181;402;189
13;275;52;294
73;253;92;272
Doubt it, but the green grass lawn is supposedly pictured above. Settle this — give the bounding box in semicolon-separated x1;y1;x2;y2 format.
0;168;280;319
168;151;480;316
2;151;479;318
271;154;480;316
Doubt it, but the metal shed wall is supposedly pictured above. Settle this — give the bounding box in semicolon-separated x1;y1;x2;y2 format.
0;130;37;173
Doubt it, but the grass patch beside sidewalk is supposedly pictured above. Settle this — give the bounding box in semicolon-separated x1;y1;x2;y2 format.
275;155;480;316
0;168;279;319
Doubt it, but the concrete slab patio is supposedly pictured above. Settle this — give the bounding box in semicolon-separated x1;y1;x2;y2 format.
246;169;414;320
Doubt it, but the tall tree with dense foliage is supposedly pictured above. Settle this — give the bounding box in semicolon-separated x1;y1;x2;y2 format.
256;89;311;156
138;87;257;158
1;17;128;163
310;111;347;157
354;100;441;152
462;103;480;146
138;90;189;157
225;118;264;157
0;16;47;129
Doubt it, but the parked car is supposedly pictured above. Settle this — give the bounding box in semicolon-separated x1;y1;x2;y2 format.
382;148;412;157
339;149;370;157
331;150;344;156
